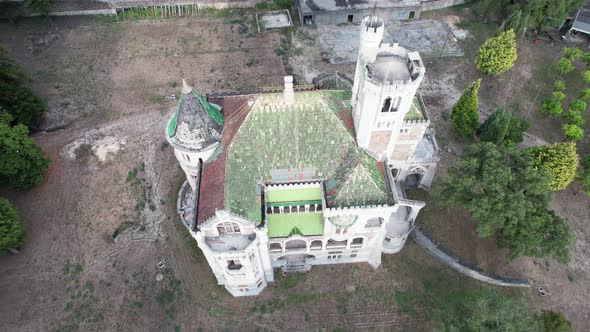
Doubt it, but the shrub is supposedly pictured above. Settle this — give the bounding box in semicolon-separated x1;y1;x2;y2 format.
527;142;578;191
0;45;44;127
537;310;572;332
563;47;582;60
0;198;25;251
563;124;583;141
541;99;563;116
451;79;481;138
477;107;510;144
475;30;518;75
580;88;590;100
504;115;529;146
552;91;566;101
0;116;49;189
564;111;585;126
569;99;587;113
583;70;590;83
24;0;50;15
555;58;574;74
553;80;566;91
583;52;590;66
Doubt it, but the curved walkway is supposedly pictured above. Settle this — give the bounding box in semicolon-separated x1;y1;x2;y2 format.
412;226;530;288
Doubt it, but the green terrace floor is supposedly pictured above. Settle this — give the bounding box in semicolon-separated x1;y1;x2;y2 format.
266;213;324;238
266;187;323;204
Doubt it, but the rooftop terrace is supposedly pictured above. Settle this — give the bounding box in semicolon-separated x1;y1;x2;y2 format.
266;213;324;238
404;96;427;122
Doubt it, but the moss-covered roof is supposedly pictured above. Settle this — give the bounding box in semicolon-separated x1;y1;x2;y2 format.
404;96;426;122
225;91;391;222
267;213;324;238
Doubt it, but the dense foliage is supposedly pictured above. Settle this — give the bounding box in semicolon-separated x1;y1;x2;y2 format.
563;124;584;141
504;115;530;146
0;112;49;189
435;143;573;262
541;98;563;116
0;45;44;127
527;142;578;191
555;58;574;74
0;197;25;251
504;0;584;30
477;107;510;144
24;0;51;15
451;79;481;138
475;30;517;75
397;277;541;332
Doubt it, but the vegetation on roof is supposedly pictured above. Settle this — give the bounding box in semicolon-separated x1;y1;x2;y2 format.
404;96;426;122
225;91;389;221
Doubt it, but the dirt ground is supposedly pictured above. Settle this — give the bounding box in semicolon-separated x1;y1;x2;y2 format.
0;6;590;332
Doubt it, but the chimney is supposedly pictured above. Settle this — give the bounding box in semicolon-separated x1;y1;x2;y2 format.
283;75;294;104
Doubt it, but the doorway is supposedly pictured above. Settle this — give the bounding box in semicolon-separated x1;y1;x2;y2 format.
409;11;415;19
347;15;353;23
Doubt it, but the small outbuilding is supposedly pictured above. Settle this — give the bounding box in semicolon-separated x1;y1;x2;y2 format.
570;6;590;36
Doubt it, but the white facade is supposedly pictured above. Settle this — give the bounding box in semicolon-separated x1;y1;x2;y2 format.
168;16;439;297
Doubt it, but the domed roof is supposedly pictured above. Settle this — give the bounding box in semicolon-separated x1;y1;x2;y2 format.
167;80;223;150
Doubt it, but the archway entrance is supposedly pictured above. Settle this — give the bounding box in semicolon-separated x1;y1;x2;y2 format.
277;254;316;273
405;167;425;188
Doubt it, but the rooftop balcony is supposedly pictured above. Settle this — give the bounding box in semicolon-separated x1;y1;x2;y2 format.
204;233;256;252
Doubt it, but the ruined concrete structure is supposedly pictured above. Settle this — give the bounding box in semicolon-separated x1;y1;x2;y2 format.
297;0;465;25
167;16;440;296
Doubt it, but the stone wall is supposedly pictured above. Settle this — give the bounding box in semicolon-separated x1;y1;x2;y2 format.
421;0;466;11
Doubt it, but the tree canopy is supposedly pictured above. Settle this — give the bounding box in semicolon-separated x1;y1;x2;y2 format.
476;30;518;75
0;45;44;128
0;111;49;189
435;143;573;262
0;197;25;251
477;107;511;144
527;142;578;191
451;79;481;138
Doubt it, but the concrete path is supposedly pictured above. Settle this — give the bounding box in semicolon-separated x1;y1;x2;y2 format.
412;226;530;287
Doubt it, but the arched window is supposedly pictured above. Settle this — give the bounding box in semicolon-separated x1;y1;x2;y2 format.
351;237;364;248
381;97;392;112
285;239;306;250
310;240;322;250
391;97;401;112
269;243;282;252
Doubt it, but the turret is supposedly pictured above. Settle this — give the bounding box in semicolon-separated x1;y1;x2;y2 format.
351;15;385;106
166;79;224;190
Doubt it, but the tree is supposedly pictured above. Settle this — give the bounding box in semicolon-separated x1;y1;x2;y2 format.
451;79;481;138
569;99;587;113
563;124;583;141
24;0;51;16
525;0;583;30
552;91;566;101
583;70;590;83
537;311;573;332
541;99;563;116
555;58;574;74
504;115;530;146
0;45;44;127
527;142;578;191
580;88;590;100
476;30;517;75
583;52;590;67
435;143;573;262
553;80;566;91
477;107;511;144
0;197;25;252
564;111;585;126
564;47;583;60
0;113;49;189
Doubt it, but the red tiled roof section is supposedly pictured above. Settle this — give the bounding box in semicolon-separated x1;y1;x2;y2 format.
197;96;253;222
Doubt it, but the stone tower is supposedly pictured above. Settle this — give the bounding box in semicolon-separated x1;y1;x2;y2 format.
166;80;223;190
351;16;426;161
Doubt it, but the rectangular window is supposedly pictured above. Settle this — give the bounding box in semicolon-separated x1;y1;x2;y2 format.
350;254;357;258
347;15;353;23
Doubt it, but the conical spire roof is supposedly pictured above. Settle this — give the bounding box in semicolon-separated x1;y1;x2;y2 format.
167;79;224;150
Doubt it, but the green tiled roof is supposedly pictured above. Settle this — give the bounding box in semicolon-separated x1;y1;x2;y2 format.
404;96;426;122
266;213;324;238
225;91;390;222
167;91;223;138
